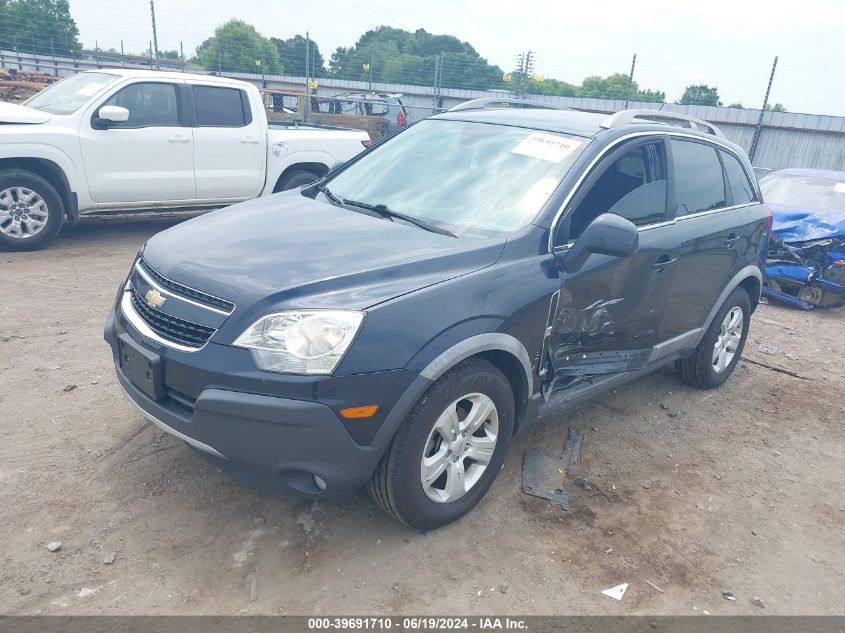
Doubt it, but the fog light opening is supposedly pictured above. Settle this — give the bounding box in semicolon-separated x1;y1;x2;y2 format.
313;475;327;491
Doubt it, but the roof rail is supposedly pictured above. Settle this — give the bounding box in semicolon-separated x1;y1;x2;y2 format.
449;97;567;112
600;109;725;138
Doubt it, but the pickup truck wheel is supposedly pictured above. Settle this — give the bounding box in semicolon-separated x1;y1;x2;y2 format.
676;287;751;389
368;358;514;529
0;169;64;252
275;169;321;192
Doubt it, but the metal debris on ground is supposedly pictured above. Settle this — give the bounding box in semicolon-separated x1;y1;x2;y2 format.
645;580;664;593
521;448;570;510
601;583;629;601
561;425;585;473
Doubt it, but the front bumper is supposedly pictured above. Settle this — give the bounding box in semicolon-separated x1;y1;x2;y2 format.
104;306;420;496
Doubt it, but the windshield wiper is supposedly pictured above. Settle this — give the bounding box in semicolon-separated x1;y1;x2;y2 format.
315;183;343;206
341;198;457;238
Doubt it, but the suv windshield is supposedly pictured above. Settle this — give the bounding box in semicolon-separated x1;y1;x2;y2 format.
761;173;845;213
25;72;119;115
326;119;587;238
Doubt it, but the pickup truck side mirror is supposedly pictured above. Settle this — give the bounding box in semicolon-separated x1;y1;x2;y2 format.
93;105;130;129
562;213;639;274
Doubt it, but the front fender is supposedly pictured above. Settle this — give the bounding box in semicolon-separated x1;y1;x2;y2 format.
263;147;335;195
0;141;87;206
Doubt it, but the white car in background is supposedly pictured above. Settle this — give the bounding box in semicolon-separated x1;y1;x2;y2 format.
0;69;371;251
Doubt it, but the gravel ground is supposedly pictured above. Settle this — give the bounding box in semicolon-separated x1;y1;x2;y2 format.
1;217;843;616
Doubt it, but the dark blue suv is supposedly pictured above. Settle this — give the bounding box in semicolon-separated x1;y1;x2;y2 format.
105;105;770;529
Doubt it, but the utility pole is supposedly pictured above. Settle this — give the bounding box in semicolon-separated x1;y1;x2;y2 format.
623;53;637;109
513;51;534;97
368;46;374;92
120;40;124;67
304;31;311;123
749;56;778;163
149;0;160;70
180;41;184;71
432;53;443;112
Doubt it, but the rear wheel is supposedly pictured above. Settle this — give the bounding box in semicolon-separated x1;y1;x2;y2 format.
676;287;751;389
0;169;64;251
368;358;514;529
274;169;322;192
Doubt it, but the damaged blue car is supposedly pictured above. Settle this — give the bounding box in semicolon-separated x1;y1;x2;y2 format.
761;168;845;308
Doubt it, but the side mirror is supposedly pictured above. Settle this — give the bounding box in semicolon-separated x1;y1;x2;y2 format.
93;105;129;129
563;213;639;274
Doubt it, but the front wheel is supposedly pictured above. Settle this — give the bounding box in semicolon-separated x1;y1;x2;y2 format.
0;169;64;251
274;169;321;192
368;358;515;529
676;287;751;389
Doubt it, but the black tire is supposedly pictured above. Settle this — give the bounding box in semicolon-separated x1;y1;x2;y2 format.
676;287;751;389
368;358;515;530
274;169;321;192
0;169;64;252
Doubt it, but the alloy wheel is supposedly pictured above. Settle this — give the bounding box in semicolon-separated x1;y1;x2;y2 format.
712;306;743;373
420;392;499;503
0;187;50;239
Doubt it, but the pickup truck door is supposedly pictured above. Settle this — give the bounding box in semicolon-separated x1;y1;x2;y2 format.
188;83;264;200
79;80;195;204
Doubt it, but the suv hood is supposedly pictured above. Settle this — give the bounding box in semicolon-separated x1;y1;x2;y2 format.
0;101;52;124
141;192;505;310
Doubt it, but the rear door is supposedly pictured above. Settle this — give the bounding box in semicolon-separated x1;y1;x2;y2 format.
659;138;757;340
188;83;264;201
545;136;678;395
79;80;194;204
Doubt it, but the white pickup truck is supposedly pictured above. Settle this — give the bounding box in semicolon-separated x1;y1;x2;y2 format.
0;69;370;250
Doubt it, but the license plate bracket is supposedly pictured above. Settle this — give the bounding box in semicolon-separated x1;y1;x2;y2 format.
118;333;163;401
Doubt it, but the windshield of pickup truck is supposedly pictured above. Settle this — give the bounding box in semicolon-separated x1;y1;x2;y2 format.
324;119;586;238
25;72;119;114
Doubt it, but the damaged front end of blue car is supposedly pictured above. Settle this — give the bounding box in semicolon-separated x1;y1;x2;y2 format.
763;221;845;309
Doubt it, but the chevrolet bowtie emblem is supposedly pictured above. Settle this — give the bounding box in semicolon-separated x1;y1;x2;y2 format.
145;289;167;309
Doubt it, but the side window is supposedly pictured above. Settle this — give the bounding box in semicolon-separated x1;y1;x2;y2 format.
565;140;667;241
193;86;251;127
671;139;727;215
720;150;756;205
101;82;179;128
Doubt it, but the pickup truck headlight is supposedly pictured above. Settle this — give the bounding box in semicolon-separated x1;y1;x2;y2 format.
233;310;364;375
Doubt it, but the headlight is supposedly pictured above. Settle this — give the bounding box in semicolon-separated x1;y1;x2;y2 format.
233;310;364;375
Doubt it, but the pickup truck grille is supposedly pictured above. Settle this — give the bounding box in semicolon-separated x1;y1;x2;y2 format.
130;286;216;348
138;258;234;313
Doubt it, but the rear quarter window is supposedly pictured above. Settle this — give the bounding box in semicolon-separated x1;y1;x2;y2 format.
720;150;756;205
671;139;727;215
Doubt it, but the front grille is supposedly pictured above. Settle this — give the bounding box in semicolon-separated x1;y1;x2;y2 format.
130;287;216;348
138;258;234;313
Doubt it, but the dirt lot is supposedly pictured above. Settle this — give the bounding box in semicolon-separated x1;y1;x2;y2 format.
1;217;843;616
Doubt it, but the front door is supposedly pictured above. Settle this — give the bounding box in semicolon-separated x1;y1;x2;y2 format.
79;81;195;205
544;137;678;397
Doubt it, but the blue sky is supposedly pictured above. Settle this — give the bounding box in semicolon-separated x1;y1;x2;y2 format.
69;0;845;116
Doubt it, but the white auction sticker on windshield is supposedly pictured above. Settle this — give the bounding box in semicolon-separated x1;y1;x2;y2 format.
834;182;845;193
511;133;582;163
76;83;106;97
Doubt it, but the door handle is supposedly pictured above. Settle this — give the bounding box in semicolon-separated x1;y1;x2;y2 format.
168;136;191;143
241;136;260;144
725;233;741;245
652;255;678;269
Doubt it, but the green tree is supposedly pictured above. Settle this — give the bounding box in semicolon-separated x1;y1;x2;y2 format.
0;0;80;56
573;73;664;102
271;35;325;77
764;102;787;112
327;26;503;89
727;102;744;109
198;20;282;75
677;84;722;106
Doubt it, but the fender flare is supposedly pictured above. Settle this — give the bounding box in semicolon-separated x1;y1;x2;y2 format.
418;332;534;395
696;265;763;345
